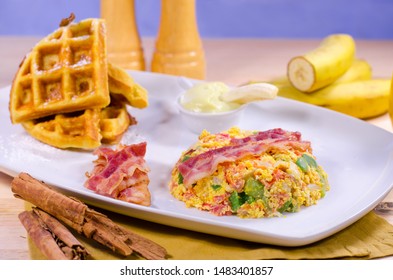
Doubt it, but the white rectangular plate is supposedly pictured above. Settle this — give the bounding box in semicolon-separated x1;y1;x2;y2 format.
1;71;393;246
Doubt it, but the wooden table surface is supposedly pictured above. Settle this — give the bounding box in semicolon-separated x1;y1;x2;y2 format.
0;37;392;259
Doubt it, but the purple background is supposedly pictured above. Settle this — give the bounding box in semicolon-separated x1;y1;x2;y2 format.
0;0;392;39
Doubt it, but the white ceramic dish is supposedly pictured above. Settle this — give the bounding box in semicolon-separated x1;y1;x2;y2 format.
176;93;246;134
1;71;393;246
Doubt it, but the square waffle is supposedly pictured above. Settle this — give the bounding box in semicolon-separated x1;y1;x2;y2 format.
22;109;102;149
21;95;136;149
10;17;110;123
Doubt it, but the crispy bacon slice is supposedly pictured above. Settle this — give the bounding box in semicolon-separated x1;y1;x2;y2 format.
229;128;301;144
84;142;151;206
178;129;310;187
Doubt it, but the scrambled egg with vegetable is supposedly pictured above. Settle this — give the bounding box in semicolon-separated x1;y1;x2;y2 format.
169;127;329;218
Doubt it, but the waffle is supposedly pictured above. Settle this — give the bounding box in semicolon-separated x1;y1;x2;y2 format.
12;16;148;149
99;99;135;145
107;63;148;109
19;65;145;149
22;97;135;149
10;17;110;124
22;109;102;149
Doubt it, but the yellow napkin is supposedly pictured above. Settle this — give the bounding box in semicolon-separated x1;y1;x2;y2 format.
28;207;393;260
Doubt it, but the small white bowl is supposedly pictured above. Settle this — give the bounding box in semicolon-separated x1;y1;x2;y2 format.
176;95;245;134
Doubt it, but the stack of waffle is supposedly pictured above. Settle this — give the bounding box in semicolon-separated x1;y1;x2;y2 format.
9;15;148;149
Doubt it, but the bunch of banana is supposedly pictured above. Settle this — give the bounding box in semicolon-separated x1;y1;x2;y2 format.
262;34;390;119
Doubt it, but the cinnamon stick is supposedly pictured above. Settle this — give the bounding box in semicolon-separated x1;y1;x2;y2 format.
12;172;86;232
12;172;167;260
19;208;89;260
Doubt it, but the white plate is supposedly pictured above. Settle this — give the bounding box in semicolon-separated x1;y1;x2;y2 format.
1;71;393;246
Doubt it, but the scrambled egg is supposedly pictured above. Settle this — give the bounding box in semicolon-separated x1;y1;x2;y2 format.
169;127;329;218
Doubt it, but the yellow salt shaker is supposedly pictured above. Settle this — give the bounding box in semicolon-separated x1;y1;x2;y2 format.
151;0;206;79
100;0;145;70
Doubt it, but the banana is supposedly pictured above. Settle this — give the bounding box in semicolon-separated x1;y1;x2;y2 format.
278;79;390;119
220;83;278;104
264;76;289;86
276;84;317;104
334;59;372;83
268;59;372;87
287;34;355;92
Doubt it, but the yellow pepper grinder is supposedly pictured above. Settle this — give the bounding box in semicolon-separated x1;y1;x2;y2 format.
100;0;145;70
151;0;206;79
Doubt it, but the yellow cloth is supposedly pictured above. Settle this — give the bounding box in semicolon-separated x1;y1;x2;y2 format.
28;207;393;260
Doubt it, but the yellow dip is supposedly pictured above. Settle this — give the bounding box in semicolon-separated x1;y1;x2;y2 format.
180;82;241;113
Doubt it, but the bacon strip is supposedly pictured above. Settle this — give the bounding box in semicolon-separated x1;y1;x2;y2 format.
178;129;310;187
84;142;151;206
230;128;301;144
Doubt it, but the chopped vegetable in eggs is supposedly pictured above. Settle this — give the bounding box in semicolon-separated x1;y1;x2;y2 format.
169;127;329;218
